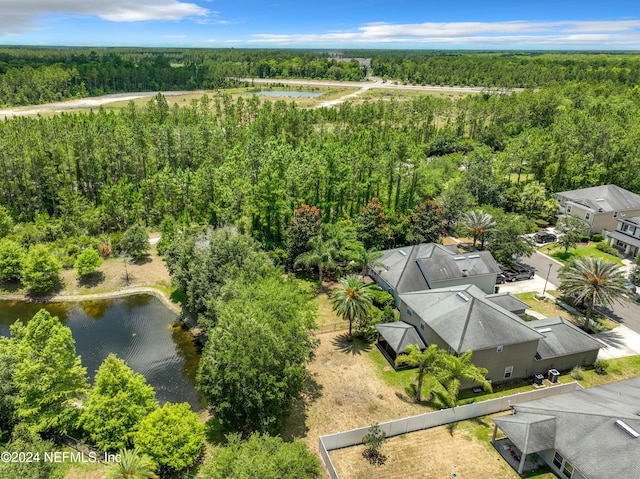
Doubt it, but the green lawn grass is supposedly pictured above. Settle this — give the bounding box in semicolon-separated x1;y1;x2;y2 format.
515;292;578;319
540;242;623;265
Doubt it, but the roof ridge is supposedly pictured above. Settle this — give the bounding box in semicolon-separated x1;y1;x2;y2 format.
456;296;474;353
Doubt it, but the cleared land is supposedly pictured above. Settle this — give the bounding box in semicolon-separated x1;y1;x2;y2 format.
329;414;538;479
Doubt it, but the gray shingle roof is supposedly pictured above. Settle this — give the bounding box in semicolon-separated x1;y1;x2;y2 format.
533;317;602;359
485;293;530;313
557;184;640;212
372;243;501;294
495;377;640;479
375;322;426;353
606;229;640;248
399;285;543;353
492;413;557;454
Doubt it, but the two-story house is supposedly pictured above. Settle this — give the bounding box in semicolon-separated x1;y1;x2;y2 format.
375;285;601;383
556;184;640;235
606;215;640;258
368;243;502;306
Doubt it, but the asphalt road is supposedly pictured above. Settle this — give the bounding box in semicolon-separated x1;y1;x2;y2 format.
520;252;640;334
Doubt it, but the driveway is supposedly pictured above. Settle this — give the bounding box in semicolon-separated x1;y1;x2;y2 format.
516;252;640;336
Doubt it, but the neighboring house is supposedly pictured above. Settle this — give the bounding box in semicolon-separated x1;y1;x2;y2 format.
368;243;502;305
606;215;640;258
492;377;640;478
556;184;640;235
375;285;601;383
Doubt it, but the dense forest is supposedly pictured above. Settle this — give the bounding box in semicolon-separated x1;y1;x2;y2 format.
2;47;640;106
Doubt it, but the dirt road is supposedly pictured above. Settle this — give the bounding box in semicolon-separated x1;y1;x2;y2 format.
0;79;516;119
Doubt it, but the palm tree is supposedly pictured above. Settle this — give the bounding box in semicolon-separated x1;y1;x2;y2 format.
107;449;158;479
433;350;492;408
395;344;440;402
559;256;631;332
349;247;385;276
463;210;496;250
294;234;338;288
330;275;373;339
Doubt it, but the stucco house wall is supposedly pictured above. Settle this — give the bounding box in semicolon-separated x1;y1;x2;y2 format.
531;350;599;376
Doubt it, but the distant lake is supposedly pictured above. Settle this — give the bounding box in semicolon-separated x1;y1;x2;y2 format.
255;90;322;98
0;295;203;410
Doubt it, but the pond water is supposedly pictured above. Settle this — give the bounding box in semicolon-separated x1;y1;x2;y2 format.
0;295;203;410
255;90;322;98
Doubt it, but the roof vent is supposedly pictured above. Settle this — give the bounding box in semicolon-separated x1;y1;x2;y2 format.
454;256;465;261
456;292;470;302
398;250;407;256
468;254;480;259
615;420;639;439
537;328;552;333
596;198;605;202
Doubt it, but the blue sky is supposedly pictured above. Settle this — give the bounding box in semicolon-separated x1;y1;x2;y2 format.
1;1;639;49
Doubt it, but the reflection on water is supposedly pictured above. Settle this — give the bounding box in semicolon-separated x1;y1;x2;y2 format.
0;295;203;410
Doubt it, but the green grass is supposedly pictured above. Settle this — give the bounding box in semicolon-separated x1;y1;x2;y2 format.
577;355;640;388
540;242;623;265
515;292;577;319
367;346;416;390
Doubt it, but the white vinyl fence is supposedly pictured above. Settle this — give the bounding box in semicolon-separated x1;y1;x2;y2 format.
319;382;581;478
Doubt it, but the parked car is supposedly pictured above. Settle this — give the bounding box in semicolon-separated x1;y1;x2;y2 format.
495;273;506;284
536;232;557;244
502;265;535;282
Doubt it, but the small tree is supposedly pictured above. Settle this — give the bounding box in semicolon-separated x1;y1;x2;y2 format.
559;257;630;331
80;354;158;451
21;244;62;294
201;433;321;479
362;423;387;466
463;210;496;251
133;402;205;477
331;275;373;339
408;200;447;245
0;239;26;282
74;248;103;277
556;215;589;253
119;225;150;260
395;344;440;402
106;449;158;479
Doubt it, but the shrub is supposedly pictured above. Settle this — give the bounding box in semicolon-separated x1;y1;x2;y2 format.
595;241;618;256
593;360;609;375
579;235;590;243
591;233;604;242
534;219;549;229
362;423;387;466
570;365;584;380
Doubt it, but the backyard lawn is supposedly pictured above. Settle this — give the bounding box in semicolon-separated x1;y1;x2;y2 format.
539;242;623;265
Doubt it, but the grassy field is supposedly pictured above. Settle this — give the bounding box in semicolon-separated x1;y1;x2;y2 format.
539;242;623;265
515;292;579;319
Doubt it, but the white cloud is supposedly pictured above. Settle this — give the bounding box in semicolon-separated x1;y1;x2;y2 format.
250;19;640;47
1;0;209;35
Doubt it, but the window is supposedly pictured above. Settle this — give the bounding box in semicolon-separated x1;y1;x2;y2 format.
585;212;591;221
553;452;563;469
420;321;425;331
553;451;574;478
407;308;412;317
496;345;503;353
566;205;572;213
613;211;618;218
562;463;574;478
504;366;513;379
622;223;630;232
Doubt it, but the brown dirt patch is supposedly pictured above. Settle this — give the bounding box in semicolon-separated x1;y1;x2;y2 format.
329;419;518;479
58;246;171;296
283;331;425;454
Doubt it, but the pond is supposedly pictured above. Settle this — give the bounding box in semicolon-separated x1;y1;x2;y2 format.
255;90;322;98
0;295;203;410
